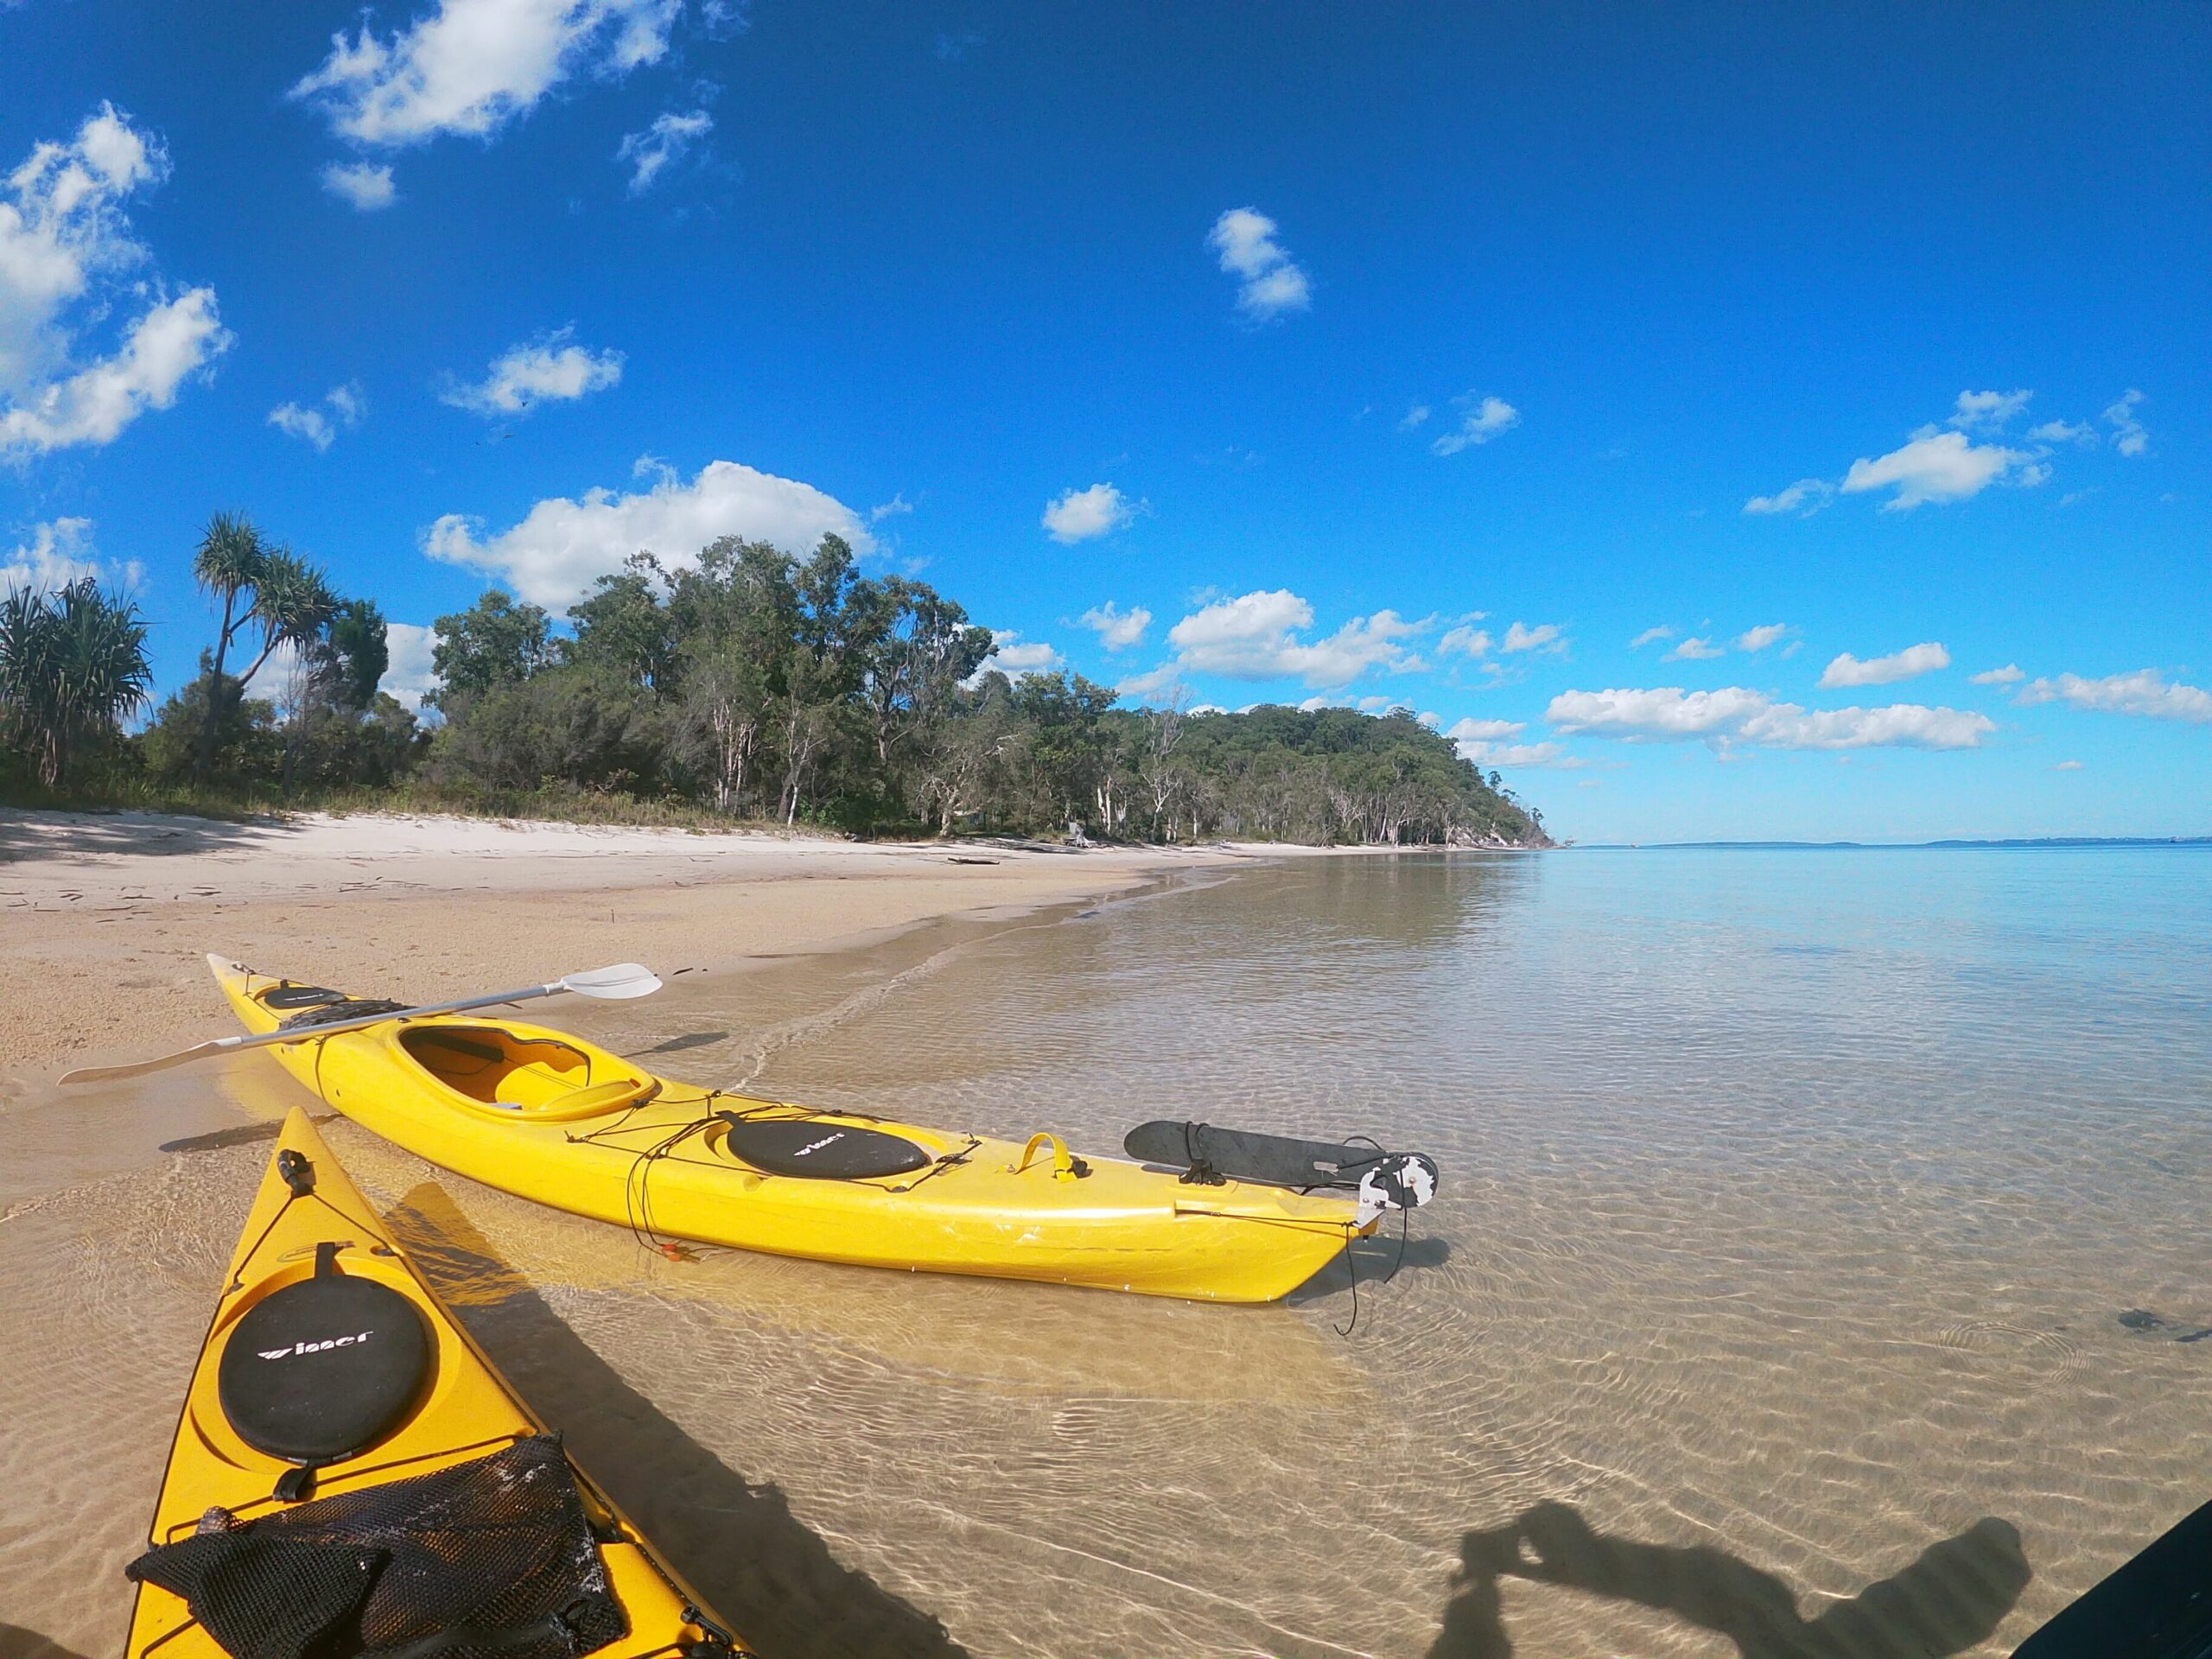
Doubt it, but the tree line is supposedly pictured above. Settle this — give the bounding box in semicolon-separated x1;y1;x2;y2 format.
0;514;1547;847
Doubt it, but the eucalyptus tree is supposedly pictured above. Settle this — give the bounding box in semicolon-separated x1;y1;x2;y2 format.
429;589;553;709
0;578;153;788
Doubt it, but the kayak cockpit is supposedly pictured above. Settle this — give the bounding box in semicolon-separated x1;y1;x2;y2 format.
397;1024;658;1121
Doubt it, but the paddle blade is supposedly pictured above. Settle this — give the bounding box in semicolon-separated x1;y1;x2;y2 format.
558;962;663;1001
60;1039;227;1086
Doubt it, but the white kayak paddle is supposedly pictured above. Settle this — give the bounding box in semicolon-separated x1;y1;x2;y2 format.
58;958;664;1086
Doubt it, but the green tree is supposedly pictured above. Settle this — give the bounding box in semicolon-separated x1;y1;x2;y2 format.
0;579;153;788
566;555;677;692
429;589;552;708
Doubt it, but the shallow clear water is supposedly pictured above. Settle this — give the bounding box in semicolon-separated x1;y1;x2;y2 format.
4;848;2209;1658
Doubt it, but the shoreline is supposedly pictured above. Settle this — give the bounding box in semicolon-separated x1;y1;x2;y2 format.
1;807;1321;1087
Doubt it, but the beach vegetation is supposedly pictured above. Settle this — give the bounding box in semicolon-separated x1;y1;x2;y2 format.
3;528;1544;846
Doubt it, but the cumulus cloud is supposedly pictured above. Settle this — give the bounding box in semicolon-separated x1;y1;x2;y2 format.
2104;389;2148;457
377;620;442;710
1207;207;1311;321
2028;418;2095;445
970;629;1062;681
1663;636;1722;662
1546;685;1994;751
2016;669;2210;724
1630;625;1675;649
1742;478;1834;517
442;327;621;416
321;161;397;209
1841;430;2035;510
1077;601;1150;651
1398;404;1430;430
1431;395;1520;456
1502;620;1563;654
1437;623;1491;658
1163;589;1426;687
1949;389;2032;431
618;109;711;193
2;518;143;592
0;105;231;455
425;457;873;607
1457;738;1577;768
1445;717;1524;742
291;0;680;147
1041;481;1138;543
1819;641;1950;688
2052;760;2083;771
268;381;366;451
1969;664;2024;686
1736;623;1788;652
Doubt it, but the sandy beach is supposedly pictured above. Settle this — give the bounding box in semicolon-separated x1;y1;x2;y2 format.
0;809;1261;1091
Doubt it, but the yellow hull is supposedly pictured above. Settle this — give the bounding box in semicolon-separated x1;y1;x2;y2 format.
126;1106;734;1656
212;957;1367;1302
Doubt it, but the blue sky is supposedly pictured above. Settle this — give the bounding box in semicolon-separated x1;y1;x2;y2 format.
2;1;2206;841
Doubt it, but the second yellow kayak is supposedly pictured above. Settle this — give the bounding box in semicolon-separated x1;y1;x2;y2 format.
125;1106;740;1657
211;955;1371;1302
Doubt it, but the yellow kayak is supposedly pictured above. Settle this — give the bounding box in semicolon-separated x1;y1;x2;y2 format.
210;956;1371;1302
126;1106;743;1658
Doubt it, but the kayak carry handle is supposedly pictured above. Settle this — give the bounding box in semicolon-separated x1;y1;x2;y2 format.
1008;1132;1090;1182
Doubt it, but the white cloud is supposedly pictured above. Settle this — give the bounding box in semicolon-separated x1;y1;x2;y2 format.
1445;717;1524;743
1114;664;1184;704
268;381;366;451
1949;389;2032;430
1437;623;1491;658
1736;623;1788;652
1041;481;1138;543
2;517;143;592
1431;395;1520;456
1502;620;1563;653
2052;760;2083;771
1458;739;1578;768
2017;669;2210;724
2028;418;2095;445
617;108;711;193
321;161;397;210
291;0;680;148
2104;389;2148;457
1630;625;1674;649
442;327;621;416
1207;207;1311;321
1819;641;1950;688
1663;636;1723;662
868;493;913;523
425;457;873;607
1968;664;2024;685
1164;589;1425;687
1546;685;1993;751
1742;477;1835;517
0;105;231;455
971;629;1061;680
1398;404;1430;430
377;620;441;709
1840;430;2033;510
1077;600;1150;651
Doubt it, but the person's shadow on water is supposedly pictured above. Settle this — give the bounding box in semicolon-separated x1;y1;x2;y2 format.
386;1182;970;1659
1427;1501;2031;1659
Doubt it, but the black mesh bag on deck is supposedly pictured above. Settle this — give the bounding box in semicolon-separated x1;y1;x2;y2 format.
127;1435;628;1659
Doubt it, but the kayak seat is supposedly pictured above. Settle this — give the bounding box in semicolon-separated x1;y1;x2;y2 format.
398;1025;654;1121
217;1260;432;1465
717;1114;932;1179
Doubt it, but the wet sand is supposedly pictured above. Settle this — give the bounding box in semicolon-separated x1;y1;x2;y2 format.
0;807;1261;1089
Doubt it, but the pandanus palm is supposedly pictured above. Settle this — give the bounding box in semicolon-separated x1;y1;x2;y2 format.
0;579;153;787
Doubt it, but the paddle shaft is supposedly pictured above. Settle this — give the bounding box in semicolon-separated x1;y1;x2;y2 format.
60;980;569;1085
